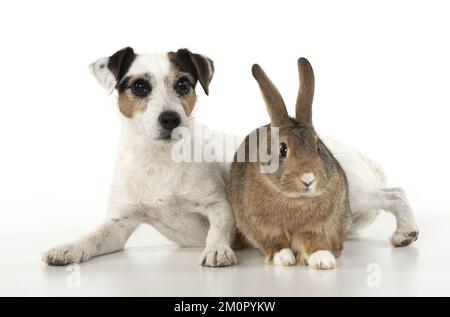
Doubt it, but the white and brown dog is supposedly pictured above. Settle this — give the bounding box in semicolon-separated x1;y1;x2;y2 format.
43;47;237;267
42;47;418;268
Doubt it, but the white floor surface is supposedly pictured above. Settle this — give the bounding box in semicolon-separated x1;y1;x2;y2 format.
1;209;448;297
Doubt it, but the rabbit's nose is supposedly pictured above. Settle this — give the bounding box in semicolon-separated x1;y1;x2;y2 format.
301;173;316;187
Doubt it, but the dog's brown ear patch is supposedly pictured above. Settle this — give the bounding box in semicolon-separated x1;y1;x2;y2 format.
108;47;136;84
169;49;214;95
188;52;214;95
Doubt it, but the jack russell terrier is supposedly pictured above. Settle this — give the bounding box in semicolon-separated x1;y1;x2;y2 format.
42;47;418;267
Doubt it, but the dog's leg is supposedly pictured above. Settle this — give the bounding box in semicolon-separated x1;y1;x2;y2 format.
197;200;238;267
42;216;139;266
363;187;419;247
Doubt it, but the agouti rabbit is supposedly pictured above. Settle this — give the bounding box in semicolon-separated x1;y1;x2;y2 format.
226;58;351;269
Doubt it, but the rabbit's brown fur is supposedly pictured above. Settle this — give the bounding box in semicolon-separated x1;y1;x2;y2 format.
226;58;351;268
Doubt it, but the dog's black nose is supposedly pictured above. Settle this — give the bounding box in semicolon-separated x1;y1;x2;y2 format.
158;111;181;131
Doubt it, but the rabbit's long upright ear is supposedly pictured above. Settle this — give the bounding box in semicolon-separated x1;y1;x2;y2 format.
252;64;289;126
296;57;315;124
89;47;136;95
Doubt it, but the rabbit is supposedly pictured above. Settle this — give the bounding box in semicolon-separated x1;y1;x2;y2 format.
226;58;351;269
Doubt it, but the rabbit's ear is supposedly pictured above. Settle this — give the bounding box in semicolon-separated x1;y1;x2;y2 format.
295;58;315;124
252;64;289;126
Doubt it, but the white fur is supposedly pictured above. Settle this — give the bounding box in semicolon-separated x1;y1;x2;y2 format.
89;57;116;95
321;136;419;245
301;172;315;185
300;172;316;194
273;248;296;266
307;250;337;270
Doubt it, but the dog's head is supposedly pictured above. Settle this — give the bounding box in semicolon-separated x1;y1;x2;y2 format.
90;47;214;141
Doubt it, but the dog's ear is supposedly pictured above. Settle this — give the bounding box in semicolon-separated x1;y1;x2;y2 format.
170;49;214;95
89;47;136;95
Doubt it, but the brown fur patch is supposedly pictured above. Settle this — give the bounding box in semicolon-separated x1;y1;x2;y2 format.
180;91;197;116
118;89;148;118
166;64;198;116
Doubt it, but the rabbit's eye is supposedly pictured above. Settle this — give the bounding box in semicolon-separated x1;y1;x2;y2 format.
317;144;321;153
280;143;288;157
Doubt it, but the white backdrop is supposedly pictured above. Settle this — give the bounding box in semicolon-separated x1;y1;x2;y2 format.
0;0;449;259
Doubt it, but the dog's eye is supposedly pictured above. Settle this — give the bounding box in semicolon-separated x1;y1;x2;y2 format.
175;77;190;95
131;79;151;97
280;143;288;157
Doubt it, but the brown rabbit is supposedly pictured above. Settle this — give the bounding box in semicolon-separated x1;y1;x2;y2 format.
226;58;351;269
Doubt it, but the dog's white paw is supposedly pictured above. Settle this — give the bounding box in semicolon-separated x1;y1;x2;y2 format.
42;243;91;266
391;230;419;247
273;248;296;266
198;245;238;267
307;250;336;270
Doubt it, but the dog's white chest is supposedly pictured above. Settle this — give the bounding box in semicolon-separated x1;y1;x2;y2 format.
109;144;188;207
131;163;185;206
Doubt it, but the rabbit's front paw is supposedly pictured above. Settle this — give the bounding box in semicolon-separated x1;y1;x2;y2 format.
272;248;296;266
307;250;336;270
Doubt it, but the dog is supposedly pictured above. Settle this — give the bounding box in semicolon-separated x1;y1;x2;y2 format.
42;47;418;268
42;47;237;267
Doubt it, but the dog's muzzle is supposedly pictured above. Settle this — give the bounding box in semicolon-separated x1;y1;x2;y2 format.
158;111;181;139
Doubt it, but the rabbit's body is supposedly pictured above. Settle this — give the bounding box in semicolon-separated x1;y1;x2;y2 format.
228;58;419;267
228;131;351;265
226;59;352;269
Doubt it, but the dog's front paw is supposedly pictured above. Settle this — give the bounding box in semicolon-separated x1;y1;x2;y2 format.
198;245;238;267
272;248;296;266
42;243;91;266
307;250;336;270
391;230;419;247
